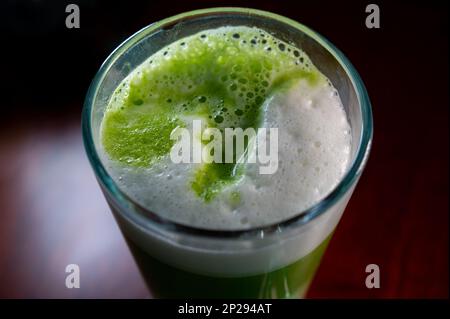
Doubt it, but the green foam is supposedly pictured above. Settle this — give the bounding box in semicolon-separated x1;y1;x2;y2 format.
101;26;323;201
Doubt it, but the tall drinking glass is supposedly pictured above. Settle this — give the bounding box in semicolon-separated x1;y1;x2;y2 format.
82;8;373;298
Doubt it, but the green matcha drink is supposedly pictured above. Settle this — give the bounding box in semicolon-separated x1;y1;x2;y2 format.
83;8;372;299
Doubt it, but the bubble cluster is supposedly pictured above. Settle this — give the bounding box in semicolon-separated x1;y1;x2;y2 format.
108;26;318;128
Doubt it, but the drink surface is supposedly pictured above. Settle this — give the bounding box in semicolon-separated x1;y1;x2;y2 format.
100;26;351;230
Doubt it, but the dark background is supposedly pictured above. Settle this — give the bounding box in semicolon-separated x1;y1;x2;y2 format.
0;0;448;298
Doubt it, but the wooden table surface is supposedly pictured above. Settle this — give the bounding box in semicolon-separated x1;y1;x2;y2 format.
0;1;448;298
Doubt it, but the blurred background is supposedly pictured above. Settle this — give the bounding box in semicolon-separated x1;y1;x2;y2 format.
0;0;448;298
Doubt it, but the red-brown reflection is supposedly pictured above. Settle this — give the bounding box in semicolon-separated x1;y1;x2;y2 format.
0;117;148;298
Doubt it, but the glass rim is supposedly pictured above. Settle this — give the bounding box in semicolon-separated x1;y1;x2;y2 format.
82;7;373;239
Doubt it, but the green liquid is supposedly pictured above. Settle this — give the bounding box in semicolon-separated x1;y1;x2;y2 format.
126;234;332;299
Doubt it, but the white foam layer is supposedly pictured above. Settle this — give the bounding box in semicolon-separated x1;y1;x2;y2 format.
105;78;351;230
